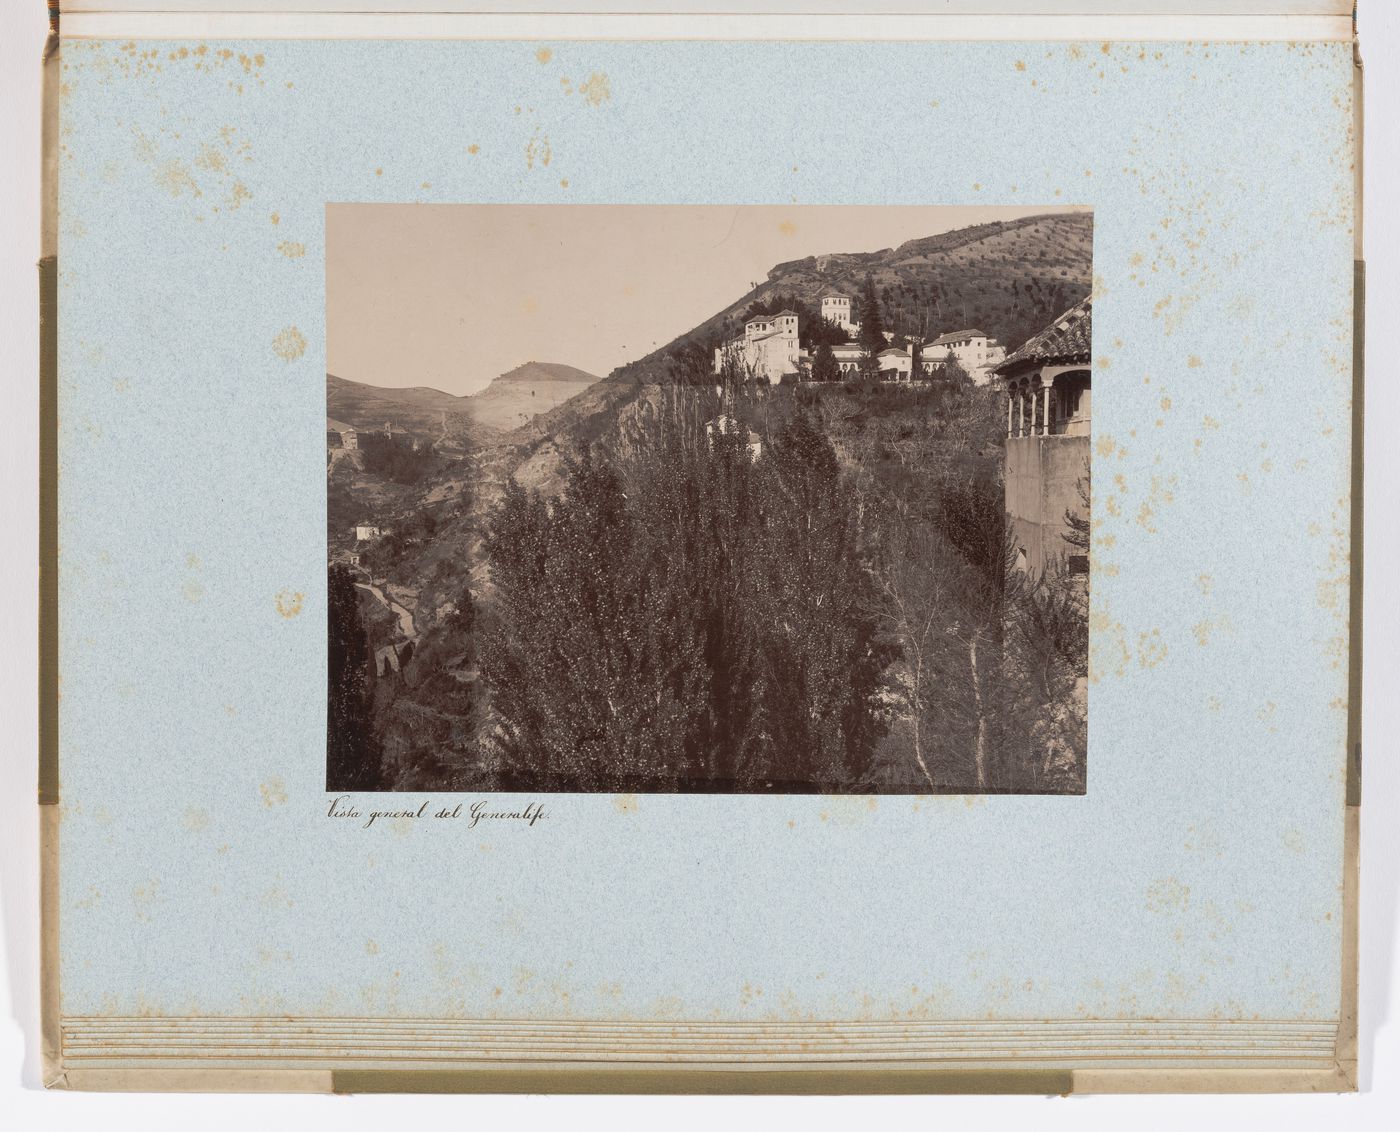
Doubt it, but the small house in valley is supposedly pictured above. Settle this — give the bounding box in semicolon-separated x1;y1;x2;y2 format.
327;418;359;449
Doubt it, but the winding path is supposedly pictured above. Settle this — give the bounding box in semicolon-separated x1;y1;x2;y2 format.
355;581;417;641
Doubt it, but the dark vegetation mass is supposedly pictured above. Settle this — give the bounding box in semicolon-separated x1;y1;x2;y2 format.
330;378;1087;794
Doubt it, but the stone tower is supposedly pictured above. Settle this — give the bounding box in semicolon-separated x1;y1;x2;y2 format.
821;294;852;330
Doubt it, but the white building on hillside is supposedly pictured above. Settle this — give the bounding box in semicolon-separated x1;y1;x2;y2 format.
829;342;866;375
713;309;805;382
713;300;1000;385
877;347;916;378
819;293;861;336
714;293;867;383
924;329;1007;386
705;414;763;460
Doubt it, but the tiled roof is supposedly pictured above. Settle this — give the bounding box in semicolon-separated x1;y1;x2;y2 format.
994;298;1093;377
930;329;988;345
773;309;798;318
326;417;355;433
878;347;908;358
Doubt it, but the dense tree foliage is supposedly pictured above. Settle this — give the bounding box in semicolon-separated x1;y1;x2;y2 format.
478;399;895;791
335;379;1088;796
359;432;438;484
327;564;382;790
810;342;841;384
857;275;887;360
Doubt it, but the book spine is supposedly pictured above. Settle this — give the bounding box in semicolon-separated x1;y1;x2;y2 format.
39;0;63;1091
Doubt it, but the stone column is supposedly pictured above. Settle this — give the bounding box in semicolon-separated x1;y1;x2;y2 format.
1042;383;1052;436
1017;384;1025;436
1006;388;1014;437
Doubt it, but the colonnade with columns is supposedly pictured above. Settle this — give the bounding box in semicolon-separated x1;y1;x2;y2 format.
1005;376;1056;438
1001;365;1091;439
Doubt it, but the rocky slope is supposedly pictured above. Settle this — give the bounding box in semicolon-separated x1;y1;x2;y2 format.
462;361;601;432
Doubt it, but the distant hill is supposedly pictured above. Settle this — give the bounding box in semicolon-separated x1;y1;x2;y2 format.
328;374;467;423
327;374;483;448
327;360;602;445
608;211;1093;384
463;361;601;432
493;361;600;385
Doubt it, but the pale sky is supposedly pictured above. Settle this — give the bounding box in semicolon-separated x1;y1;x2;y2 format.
326;203;1092;396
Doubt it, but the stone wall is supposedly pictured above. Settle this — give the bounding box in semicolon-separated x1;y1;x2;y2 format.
1004;434;1090;576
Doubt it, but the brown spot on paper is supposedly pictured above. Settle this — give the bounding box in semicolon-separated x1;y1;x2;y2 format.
1137;629;1167;669
259;778;288;807
132;882;158;923
1088;606;1130;683
194;144;227;175
578;72;611;107
272;326;306;361
525;132;552;170
275;589;305;618
1145;877;1190;914
155;159;200;198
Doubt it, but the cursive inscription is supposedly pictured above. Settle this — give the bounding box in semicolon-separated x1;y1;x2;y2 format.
326;795;548;830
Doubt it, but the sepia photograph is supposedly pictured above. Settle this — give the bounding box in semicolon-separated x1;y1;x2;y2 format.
326;205;1093;795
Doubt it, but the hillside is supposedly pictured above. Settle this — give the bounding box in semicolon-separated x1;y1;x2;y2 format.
327;374;486;450
327;374;467;424
328;360;602;447
608;211;1092;384
330;212;1093;516
327;211;1096;597
463;361;601;432
493;361;599;386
